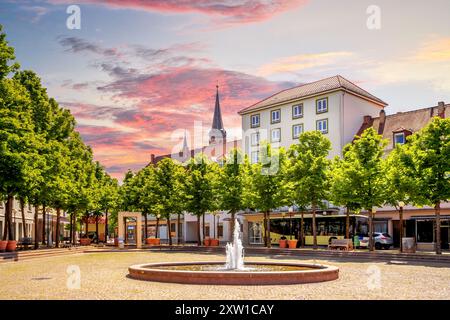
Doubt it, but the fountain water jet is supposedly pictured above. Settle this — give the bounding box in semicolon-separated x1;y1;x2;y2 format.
225;219;244;270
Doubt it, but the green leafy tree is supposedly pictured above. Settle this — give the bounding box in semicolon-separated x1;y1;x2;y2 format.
184;154;220;245
408;117;450;254
150;158;186;245
384;144;418;251
251;143;289;248
219;149;247;240
329;152;362;240
342;128;387;251
288;131;331;249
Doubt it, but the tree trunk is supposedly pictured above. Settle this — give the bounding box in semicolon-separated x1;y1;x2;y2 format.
105;209;108;243
230;211;235;242
95;215;99;244
42;204;46;245
202;213;206;240
2;200;8;241
435;202;442;255
197;215;201;246
34;205;39;249
20;198;27;238
55;208;61;248
266;210;271;248
7;195;14;241
312;204;317;249
345;207;350;240
4;195;14;241
167;218;172;246
399;206;404;252
156;217;159;238
263;211;267;246
300;211;304;248
85;215;89;238
177;214;181;245
144;213;148;240
368;209;374;251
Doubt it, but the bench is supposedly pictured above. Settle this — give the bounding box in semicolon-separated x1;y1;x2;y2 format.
328;238;353;251
17;237;33;250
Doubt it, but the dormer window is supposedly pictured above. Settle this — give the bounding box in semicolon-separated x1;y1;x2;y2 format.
393;128;412;146
394;132;405;145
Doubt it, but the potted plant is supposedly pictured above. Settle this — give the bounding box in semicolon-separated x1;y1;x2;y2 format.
288;239;298;249
6;240;17;251
279;236;287;248
0;240;8;252
80;234;91;246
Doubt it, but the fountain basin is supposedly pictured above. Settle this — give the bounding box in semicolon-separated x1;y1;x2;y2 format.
128;261;339;285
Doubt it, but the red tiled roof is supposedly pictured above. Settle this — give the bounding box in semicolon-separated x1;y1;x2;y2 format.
238;75;387;115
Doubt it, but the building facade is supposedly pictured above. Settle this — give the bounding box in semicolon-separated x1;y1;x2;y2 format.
239;75;387;162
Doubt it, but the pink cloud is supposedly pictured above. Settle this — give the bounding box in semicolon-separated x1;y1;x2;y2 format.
49;0;308;24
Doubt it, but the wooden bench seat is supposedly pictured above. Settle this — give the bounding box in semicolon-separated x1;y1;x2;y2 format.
328;238;353;251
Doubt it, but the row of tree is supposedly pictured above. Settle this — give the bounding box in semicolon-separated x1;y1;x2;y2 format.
121;118;449;254
0;25;119;247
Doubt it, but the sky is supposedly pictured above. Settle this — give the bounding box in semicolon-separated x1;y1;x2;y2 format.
1;0;450;180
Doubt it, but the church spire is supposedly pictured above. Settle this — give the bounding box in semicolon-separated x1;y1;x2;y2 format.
209;83;226;144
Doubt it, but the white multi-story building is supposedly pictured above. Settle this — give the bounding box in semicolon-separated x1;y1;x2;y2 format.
238;75;387;162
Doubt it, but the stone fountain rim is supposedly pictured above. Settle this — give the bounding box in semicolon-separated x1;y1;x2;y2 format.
129;261;339;274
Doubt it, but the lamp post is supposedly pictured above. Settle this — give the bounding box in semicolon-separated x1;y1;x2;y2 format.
156;214;161;239
398;201;405;252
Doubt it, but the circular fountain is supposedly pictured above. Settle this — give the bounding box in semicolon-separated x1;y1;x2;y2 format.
128;220;339;285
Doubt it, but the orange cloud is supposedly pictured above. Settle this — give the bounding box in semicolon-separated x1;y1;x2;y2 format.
49;0;308;24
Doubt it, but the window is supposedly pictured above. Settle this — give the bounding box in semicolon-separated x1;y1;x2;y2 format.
292;104;303;118
271;128;281;142
316;97;328;113
394;132;405;145
271;109;281;123
316;119;328;134
205;224;210;237
251;151;259;164
251;132;260;146
292;124;303;139
250;114;260;128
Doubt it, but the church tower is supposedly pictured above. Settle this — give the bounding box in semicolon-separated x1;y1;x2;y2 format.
209;84;227;145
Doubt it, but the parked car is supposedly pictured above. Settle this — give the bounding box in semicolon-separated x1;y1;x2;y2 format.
359;233;393;250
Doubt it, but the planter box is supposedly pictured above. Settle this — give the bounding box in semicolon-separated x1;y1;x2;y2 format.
6;240;17;252
279;239;287;248
210;239;219;246
203;238;211;246
0;240;7;252
80;238;91;246
288;240;298;249
146;238;160;245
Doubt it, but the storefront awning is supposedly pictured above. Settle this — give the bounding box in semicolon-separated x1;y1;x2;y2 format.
410;215;450;220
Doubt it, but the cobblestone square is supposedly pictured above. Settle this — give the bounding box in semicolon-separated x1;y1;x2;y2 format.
0;251;449;300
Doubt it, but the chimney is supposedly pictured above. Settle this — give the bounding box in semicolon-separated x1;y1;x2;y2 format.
150;154;155;164
437;101;445;119
378;109;386;135
363;115;372;124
